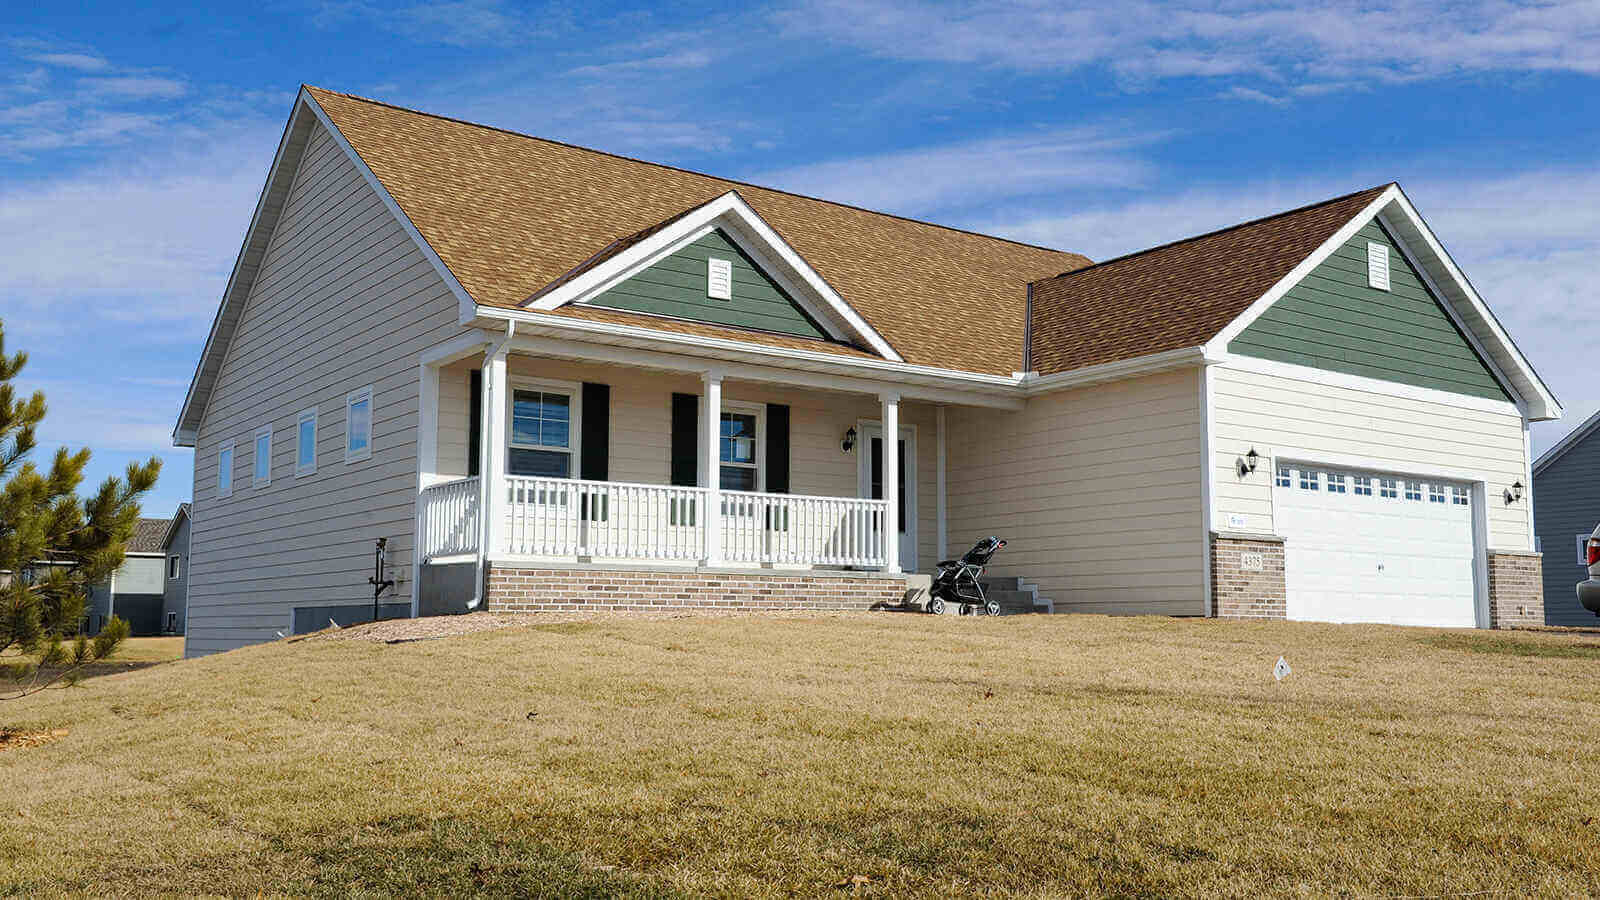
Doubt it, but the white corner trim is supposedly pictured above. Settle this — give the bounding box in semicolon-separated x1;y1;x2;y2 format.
521;190;902;362
1534;406;1600;476
1199;365;1216;617
1218;354;1523;417
299;89;481;328
1204;186;1400;356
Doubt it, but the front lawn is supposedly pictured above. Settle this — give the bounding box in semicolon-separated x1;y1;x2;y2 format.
1;614;1596;895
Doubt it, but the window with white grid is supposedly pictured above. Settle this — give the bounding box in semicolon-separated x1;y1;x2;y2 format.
1353;475;1373;496
1299;468;1319;491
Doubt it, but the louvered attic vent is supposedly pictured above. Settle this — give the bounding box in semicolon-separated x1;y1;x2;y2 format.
707;258;733;300
1367;241;1391;291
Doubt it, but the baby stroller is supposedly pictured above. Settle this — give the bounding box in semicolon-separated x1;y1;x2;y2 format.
928;536;1007;616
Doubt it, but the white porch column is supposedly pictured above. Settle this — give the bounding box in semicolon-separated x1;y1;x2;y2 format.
702;371;724;566
881;391;901;573
936;404;948;563
472;350;508;611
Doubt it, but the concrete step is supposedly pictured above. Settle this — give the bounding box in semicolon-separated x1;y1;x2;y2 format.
978;575;1024;592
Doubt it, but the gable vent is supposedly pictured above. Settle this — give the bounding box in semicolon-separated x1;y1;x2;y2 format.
1367;241;1391;291
707;257;733;300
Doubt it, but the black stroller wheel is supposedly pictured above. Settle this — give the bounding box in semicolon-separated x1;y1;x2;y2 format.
928;596;945;615
985;600;1001;617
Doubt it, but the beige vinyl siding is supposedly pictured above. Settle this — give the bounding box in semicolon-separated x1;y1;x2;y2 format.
437;356;943;570
945;368;1206;615
1210;363;1531;549
186;120;470;657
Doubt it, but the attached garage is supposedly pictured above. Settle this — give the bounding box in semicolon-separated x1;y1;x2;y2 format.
1272;462;1483;628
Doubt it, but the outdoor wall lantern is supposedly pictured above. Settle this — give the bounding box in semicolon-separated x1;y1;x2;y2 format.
841;427;857;453
1236;447;1259;478
1504;480;1524;504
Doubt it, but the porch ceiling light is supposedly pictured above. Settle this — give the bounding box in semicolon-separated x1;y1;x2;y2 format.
1504;480;1524;504
841;427;857;453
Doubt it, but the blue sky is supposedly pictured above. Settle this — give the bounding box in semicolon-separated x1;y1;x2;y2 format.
4;1;1599;516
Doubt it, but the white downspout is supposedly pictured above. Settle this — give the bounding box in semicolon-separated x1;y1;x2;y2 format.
470;320;515;610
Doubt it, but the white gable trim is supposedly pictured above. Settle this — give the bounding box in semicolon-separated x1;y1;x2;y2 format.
1202;184;1560;422
523;191;902;362
1534;407;1600;476
172;89;487;447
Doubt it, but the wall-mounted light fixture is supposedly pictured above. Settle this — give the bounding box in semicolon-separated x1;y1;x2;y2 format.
1504;480;1524;505
1236;447;1260;478
841;426;857;453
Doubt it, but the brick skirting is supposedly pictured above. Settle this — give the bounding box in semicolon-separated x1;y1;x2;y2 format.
485;564;910;613
1210;532;1287;620
1486;550;1544;629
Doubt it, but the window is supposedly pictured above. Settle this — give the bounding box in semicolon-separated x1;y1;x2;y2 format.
1326;472;1347;494
719;408;761;492
1367;241;1391;290
296;408;318;477
1452;486;1470;507
1353;475;1373;496
1298;468;1319;491
1275;464;1292;488
217;441;234;499
1404;480;1423;501
345;386;374;464
167;555;181;579
707;257;733;300
253;426;272;487
1379;477;1399;498
507;383;577;478
1428;483;1446;504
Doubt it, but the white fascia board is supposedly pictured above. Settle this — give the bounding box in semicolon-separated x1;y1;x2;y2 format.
299;90;482;328
1534;407;1600;476
1204;185;1400;357
1377;190;1562;421
522;190;902;362
1017;345;1211;396
1219;353;1524;418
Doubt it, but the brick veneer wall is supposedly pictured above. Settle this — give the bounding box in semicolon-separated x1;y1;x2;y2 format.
485;565;909;613
1211;533;1287;620
1486;550;1543;629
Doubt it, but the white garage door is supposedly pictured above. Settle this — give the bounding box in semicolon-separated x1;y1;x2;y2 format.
1274;464;1479;628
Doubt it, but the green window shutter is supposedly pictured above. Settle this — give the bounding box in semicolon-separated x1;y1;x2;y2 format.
670;393;699;486
580;383;609;481
467;369;482;477
766;403;790;494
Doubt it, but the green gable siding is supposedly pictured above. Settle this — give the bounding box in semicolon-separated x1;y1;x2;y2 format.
1229;221;1511;402
588;229;827;339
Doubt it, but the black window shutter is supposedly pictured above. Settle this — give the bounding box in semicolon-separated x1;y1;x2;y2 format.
581;383;609;481
766;403;790;493
670;393;699;486
467;369;482;477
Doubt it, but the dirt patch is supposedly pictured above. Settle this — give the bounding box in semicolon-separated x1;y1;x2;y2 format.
302;609;883;645
0;728;69;752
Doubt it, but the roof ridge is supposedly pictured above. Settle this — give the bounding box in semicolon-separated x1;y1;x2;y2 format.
302;85;1085;259
1034;182;1395;283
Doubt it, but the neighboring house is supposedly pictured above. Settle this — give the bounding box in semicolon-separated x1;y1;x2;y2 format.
85;517;169;636
1532;411;1600;626
172;86;1561;657
159;504;192;635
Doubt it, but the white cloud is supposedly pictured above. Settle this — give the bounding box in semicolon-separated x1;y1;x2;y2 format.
81;76;188;100
773;0;1600;91
23;51;110;72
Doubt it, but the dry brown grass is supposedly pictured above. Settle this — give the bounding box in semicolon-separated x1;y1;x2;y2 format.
1;614;1597;896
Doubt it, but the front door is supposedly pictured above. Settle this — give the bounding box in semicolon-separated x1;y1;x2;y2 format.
858;424;917;571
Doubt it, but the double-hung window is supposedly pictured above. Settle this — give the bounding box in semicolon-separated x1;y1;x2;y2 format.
718;404;763;492
345;386;373;464
296;408;318;477
217;441;234;499
253;425;272;487
507;381;577;477
167;555;181;579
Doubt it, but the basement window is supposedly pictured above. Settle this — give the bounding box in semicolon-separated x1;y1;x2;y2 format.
1367;241;1391;291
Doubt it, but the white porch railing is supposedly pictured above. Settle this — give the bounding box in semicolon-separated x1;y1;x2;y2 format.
505;477;708;561
720;490;888;568
419;476;481;559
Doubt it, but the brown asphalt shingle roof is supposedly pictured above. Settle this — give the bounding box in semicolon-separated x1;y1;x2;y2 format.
128;518;170;554
307;87;1088;376
1028;184;1392;375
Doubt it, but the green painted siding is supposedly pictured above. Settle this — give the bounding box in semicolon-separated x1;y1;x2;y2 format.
589;229;827;339
1229;221;1511;401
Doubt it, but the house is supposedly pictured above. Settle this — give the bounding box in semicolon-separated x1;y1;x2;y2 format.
84;517;169;636
159;503;191;635
171;86;1560;657
1532;411;1600;626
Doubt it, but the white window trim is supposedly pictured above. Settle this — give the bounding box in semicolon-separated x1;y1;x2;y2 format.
717;400;766;493
295;407;318;478
345;385;375;464
217;440;234;499
505;376;581;478
253;424;273;487
167;555;181;580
